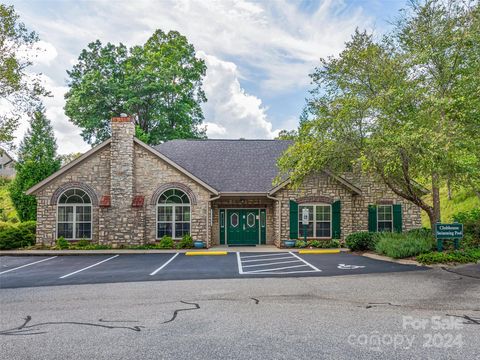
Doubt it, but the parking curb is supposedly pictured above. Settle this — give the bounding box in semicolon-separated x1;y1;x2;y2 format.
298;249;341;254
0;248;351;256
361;252;425;266
185;251;228;256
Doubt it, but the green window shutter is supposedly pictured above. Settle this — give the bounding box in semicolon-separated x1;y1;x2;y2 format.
332;200;341;239
368;205;377;232
393;204;402;233
289;200;298;239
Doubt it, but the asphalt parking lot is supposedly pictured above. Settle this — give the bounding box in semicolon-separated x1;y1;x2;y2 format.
0;252;426;289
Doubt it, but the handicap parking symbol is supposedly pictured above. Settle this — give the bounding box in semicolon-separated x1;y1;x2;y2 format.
337;263;365;270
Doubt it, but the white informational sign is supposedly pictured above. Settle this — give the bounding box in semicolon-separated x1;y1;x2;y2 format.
302;208;309;225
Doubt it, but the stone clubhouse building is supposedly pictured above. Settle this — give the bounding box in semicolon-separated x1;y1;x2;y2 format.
27;116;422;248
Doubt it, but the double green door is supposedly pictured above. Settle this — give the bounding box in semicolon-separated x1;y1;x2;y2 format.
222;209;266;245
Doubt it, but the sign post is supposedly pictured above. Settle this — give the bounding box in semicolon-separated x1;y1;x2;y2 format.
435;223;463;252
302;208;309;243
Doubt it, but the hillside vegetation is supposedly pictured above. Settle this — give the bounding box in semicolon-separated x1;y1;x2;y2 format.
0;179;18;222
421;186;480;227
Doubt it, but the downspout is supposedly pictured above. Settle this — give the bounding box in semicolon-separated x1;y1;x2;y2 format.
207;195;221;248
267;194;281;247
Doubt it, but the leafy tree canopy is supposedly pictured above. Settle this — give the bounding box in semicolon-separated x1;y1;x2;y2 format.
10;107;61;221
275;129;298;140
277;0;480;229
58;152;82;167
0;4;48;148
65;30;208;145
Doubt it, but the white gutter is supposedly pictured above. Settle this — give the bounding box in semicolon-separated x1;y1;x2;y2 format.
206;195;221;248
219;192;268;197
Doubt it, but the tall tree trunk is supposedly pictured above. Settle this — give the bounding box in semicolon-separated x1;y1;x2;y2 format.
447;179;452;200
432;172;441;225
425;207;437;234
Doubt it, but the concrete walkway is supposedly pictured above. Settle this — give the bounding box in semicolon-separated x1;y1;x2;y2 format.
0;245;350;256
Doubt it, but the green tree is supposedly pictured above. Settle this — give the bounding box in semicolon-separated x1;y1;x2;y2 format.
10;107;61;221
0;4;48;148
65;30;207;146
275;129;297;140
58;152;82;167
277;1;480;230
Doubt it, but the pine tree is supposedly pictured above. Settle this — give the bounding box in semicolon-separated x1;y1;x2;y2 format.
10;107;61;221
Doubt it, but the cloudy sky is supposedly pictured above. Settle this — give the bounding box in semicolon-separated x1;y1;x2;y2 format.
8;0;405;154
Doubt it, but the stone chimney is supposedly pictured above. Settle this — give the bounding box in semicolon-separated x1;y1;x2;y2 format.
110;116;135;209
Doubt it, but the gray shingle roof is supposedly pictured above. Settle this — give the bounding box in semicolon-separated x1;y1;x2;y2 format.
153;139;292;193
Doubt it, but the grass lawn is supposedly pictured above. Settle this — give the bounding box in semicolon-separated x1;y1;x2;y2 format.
421;185;480;227
0;178;18;222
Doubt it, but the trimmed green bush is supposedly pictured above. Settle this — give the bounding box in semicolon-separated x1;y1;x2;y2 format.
76;239;91;248
406;227;433;238
56;236;69;250
345;232;377;251
176;234;194;249
453;208;480;245
417;249;480;264
68;243;112;250
0;221;36;249
375;232;434;259
462;234;480;249
295;240;307;248
307;239;340;248
127;243;158;250
158;236;174;249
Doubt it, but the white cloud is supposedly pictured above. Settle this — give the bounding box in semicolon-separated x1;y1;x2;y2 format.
12;74;90;156
33;41;58;66
125;0;372;92
200;53;277;139
11;0;374;151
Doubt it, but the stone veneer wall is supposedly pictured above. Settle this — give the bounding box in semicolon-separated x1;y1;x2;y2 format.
102;118;136;244
35;145;111;246
273;171;422;244
34;142;213;247
343;172;422;233
274;172;353;243
33;132;421;248
133;143;212;244
210;198;275;246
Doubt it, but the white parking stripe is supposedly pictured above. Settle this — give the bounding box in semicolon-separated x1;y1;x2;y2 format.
248;270;319;275
0;256;58;275
247;264;309;273
59;255;119;279
289;252;321;272
150;253;179;276
241;253;292;259
241;256;293;263
236;252;244;274
243;260;302;268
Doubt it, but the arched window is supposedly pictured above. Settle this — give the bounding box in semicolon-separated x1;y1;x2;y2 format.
157;189;191;239
57;189;92;239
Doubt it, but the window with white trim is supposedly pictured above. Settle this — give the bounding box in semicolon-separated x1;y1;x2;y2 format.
298;204;331;238
377;205;393;232
157;189;191;239
57;189;92;239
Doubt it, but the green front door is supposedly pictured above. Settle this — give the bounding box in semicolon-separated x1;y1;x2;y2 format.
226;209;260;245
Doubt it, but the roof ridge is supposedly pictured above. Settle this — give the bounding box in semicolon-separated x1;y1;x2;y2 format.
157;139;291;143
